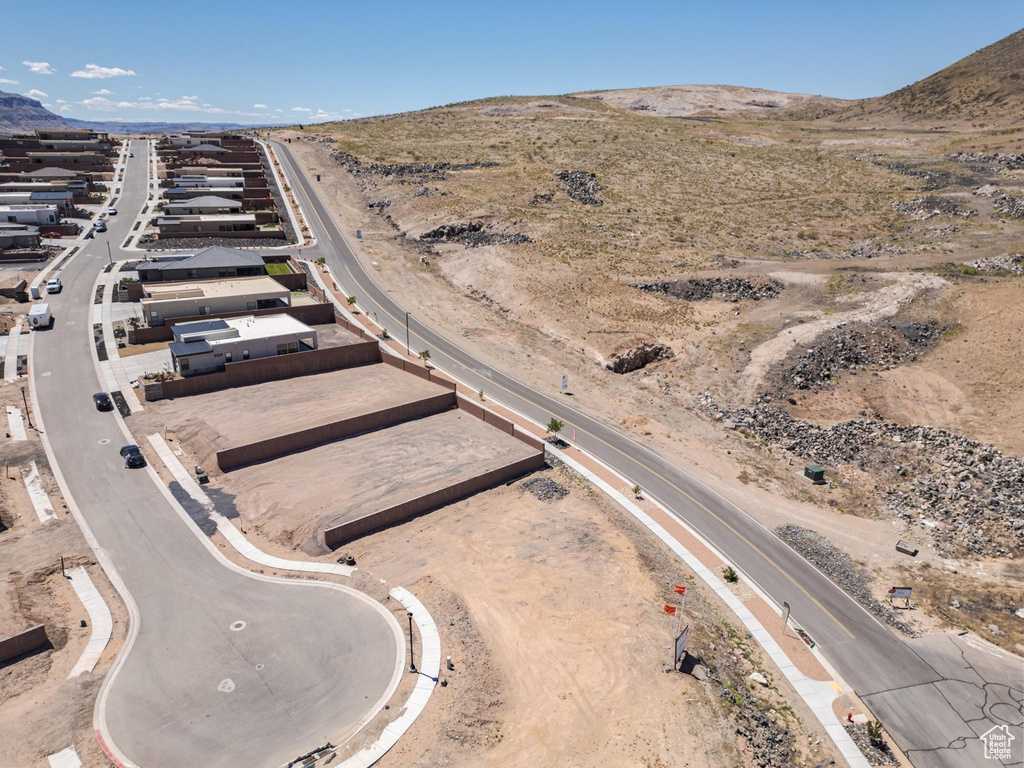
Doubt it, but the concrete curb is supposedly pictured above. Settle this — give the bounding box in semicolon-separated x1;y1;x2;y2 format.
548;445;870;768
66;566;114;678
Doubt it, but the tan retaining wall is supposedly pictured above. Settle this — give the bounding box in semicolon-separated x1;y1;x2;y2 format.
145;341;381;400
217;391;457;471
0;624;49;663
381;355;457;390
323;452;545;549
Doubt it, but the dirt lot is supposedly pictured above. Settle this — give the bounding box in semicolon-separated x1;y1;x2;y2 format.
335;462;841;768
133;363;451;471
220;409;538;553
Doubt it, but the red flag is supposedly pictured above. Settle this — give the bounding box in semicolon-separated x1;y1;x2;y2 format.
674;585;687;596
663;604;677;616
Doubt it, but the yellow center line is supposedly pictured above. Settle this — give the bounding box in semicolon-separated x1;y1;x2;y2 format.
287;144;855;639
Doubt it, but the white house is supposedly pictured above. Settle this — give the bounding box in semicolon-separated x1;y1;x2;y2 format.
168;314;318;376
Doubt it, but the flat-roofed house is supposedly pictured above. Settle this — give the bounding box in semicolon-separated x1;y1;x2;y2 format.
140;275;290;326
169;314;318;376
135;246;266;282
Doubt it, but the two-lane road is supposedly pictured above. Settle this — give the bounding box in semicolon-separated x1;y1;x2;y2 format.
272;139;1023;768
32;141;401;768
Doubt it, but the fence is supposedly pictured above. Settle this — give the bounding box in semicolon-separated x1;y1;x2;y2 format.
142;340;381;400
323;452;545;548
0;624;49;664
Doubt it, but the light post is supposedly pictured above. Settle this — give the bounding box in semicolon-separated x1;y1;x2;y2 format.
405;312;410;356
20;386;32;429
407;611;416;674
106;241;113;266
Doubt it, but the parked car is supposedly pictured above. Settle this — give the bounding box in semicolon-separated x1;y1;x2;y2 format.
45;277;62;294
94;220;107;232
119;444;146;468
128;152;134;158
107;207;118;216
93;392;113;411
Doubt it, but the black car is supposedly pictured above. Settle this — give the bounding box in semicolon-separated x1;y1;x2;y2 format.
120;444;146;468
93;392;113;411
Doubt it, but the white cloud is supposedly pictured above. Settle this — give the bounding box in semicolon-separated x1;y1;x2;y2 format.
25;89;48;99
70;64;137;79
75;94;271;119
291;107;312;113
23;61;55;75
55;99;67;104
0;78;19;85
42;103;53;109
253;103;267;109
92;88;113;96
59;105;73;113
181;95;198;101
275;108;284;113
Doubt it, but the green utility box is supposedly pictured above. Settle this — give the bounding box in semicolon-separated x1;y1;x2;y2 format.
804;465;825;483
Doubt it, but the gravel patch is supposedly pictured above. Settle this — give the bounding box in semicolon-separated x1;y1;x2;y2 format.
776;525;918;636
699;394;1024;558
843;723;898;766
555;170;602;205
519;476;569;501
892;196;977;220
632;276;783;302
993;195;1024;220
965;253;1024;275
420;221;531;248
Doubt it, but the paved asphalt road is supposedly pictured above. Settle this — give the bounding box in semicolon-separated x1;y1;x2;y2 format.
30;141;401;768
272;139;1023;768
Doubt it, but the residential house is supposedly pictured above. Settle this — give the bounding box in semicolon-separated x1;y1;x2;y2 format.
140;275;290;326
169;314;318;376
135;246;266;282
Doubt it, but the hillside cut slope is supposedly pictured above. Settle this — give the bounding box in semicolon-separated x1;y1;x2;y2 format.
850;27;1024;126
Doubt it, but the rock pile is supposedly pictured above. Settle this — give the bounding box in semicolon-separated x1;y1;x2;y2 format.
632;276;783;302
698;394;1024;557
605;343;674;374
420;221;531;248
520;477;569;501
891;196;977;220
367;199;391;210
966;253;1024;276
776;526;918;635
994;195;1024;220
948;152;1024;171
880;162;954;191
556;170;602;205
770;322;939;392
330;150;498;182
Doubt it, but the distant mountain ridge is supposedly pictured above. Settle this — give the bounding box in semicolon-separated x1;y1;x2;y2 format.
0;90;262;136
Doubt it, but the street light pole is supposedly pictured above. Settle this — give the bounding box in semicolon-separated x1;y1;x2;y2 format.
106;241;113;266
21;386;32;429
407;611;416;673
405;311;410;356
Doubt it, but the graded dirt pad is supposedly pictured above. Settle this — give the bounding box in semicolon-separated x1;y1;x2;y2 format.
135;363;451;470
333;463;837;768
222;410;539;553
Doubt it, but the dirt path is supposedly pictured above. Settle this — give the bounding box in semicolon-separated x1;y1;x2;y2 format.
740;272;947;399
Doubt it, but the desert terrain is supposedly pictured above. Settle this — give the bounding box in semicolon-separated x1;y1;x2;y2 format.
274;28;1023;659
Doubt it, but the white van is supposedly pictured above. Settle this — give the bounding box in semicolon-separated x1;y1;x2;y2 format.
28;303;52;329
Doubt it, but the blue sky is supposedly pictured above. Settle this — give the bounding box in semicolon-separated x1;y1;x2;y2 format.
1;0;1021;125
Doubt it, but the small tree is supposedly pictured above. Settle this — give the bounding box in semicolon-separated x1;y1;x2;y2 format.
346;295;357;306
380;328;390;340
546;418;564;437
418;349;431;363
632;484;643;499
867;721;885;749
723;566;739;583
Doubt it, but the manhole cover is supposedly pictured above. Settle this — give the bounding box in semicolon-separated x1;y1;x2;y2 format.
218;679;235;693
98;439;110;445
230;620;246;632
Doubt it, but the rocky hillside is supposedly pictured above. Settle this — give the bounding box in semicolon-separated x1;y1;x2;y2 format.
842;28;1024;127
575;84;846;119
0;90;67;135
